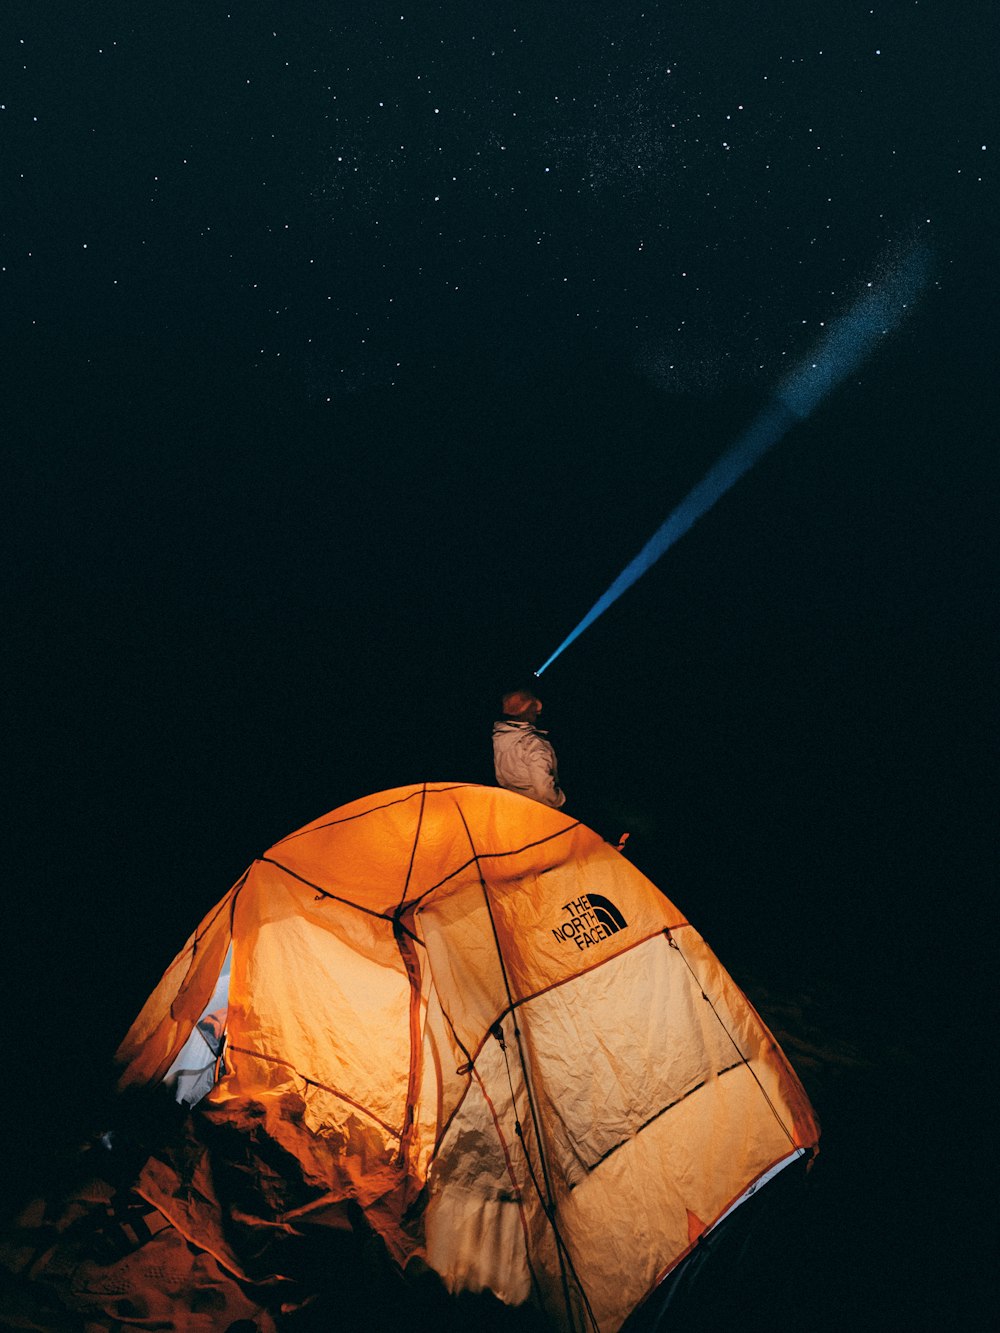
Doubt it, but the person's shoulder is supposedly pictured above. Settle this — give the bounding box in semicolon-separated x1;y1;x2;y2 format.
524;726;553;747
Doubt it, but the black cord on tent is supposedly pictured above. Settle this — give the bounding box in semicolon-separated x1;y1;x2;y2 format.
454;804;600;1333
227;866;251;936
259;855;423;942
397;781;428;909
663;929;801;1156
481;1022;548;1314
490;1020;550;1226
409;823;580;909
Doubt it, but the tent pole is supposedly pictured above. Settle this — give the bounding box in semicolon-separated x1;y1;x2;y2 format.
454;803;598;1333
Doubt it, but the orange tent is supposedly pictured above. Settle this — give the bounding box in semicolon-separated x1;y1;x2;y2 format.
116;782;819;1331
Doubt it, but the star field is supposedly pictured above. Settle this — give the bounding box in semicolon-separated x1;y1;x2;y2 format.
2;3;991;404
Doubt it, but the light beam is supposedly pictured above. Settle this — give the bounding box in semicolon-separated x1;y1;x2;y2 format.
535;245;929;677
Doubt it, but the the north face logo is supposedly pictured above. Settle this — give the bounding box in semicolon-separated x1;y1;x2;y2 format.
551;893;628;951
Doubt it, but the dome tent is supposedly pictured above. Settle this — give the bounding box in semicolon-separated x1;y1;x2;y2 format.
115;782;820;1331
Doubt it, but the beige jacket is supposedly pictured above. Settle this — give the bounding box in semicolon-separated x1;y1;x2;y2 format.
492;719;566;808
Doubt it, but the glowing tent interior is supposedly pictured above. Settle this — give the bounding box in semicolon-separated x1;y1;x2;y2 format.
112;782;819;1331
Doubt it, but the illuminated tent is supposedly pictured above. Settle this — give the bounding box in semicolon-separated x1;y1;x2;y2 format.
115;782;819;1331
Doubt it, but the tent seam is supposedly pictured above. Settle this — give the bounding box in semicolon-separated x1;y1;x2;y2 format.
409;823;581;906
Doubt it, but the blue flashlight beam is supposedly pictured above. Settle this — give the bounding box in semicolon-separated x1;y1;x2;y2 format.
535;244;929;677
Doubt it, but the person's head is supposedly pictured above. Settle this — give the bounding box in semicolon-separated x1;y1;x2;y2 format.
501;688;542;724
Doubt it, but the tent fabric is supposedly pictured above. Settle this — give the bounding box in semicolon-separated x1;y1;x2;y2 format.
115;782;819;1331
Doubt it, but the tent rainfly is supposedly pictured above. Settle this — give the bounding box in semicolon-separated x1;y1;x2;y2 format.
116;782;820;1331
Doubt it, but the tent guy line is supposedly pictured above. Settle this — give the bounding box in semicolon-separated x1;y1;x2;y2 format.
667;927;800;1151
534;242;931;676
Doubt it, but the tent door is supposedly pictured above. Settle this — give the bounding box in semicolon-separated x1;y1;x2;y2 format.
162;945;232;1107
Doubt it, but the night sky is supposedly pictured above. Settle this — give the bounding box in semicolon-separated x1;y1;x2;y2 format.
3;4;996;1327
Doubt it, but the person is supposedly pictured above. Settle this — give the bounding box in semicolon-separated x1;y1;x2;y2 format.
492;688;566;808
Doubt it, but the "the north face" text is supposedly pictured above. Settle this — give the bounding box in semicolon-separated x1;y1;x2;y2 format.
551;893;628;950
